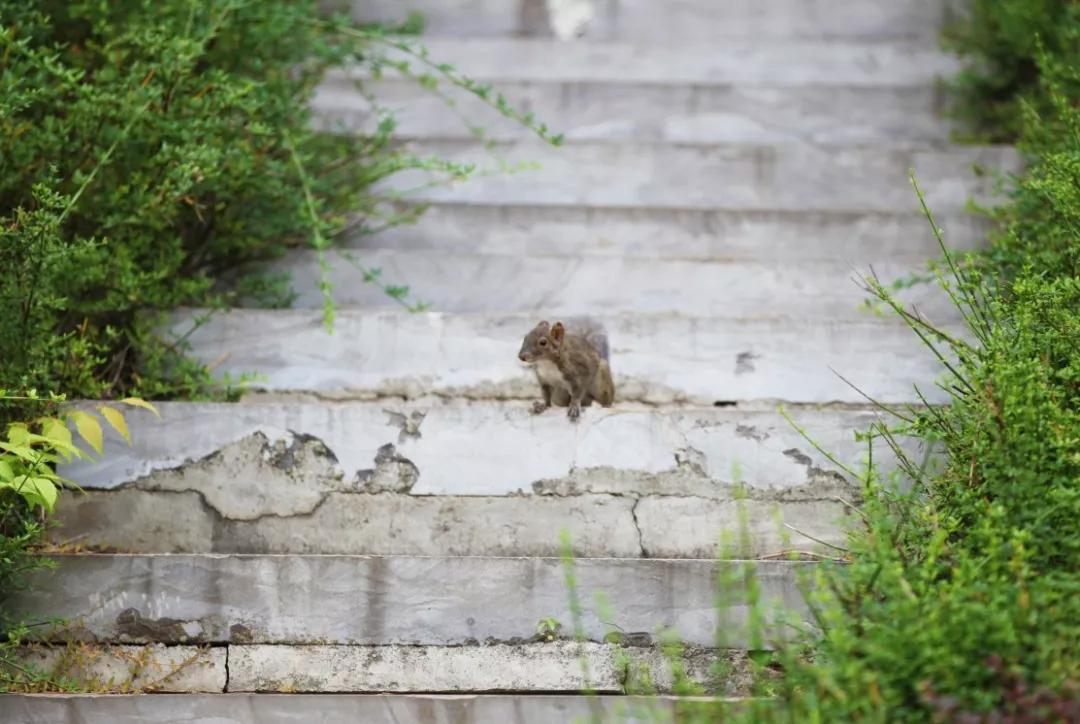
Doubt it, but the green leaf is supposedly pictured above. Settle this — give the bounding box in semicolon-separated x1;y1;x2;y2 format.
69;411;104;455
7;423;30;445
98;405;131;445
120;397;160;417
41;417;73;448
7;475;59;512
0;460;13;481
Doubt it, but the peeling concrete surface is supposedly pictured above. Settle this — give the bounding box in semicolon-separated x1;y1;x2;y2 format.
169;309;965;404
0;693;746;724
60;400;905;497
17;644;225;693
131;431;347;520
10;555;812;648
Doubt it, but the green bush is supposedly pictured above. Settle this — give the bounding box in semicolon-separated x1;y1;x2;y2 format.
942;0;1080;143
0;1;553;409
739;31;1080;724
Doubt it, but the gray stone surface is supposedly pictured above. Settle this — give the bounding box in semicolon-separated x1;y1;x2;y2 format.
333;0;957;42
58;401;890;496
170;309;963;404
272;249;959;319
0;693;741;724
348;38;961;86
53;489;850;557
346;204;988;262
11;554;812;647
228;642;742;693
18;644;225;693
377;138;1018;212
315;76;953;145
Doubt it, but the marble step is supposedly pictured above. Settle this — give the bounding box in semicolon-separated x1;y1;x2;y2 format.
167;308;963;404
343;204;987;263
336;0;957;42
1;692;752;723
348;38;959;87
374;138;1017;213
314;75;952;145
53;400;892;557
10;641;750;695
270;249;957;320
10;554;811;648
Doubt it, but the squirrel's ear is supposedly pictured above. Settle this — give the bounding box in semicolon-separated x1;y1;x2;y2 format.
536;320;550;332
550;322;565;342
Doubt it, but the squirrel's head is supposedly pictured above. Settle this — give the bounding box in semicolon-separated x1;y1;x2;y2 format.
518;321;566;363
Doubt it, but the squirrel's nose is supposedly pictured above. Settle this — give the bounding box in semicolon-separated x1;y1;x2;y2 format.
518;353;526;362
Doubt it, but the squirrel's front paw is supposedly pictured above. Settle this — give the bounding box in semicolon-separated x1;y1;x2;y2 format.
567;401;581;422
531;401;550;415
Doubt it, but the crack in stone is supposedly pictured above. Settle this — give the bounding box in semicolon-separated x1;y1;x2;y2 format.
630;497;646;557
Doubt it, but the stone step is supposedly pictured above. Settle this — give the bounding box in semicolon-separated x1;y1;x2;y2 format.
11;554;810;648
377;139;1017;213
354;38;958;86
53;401;882;557
169;308;961;404
1;692;748;723
347;203;988;262
315;75;952;145
338;0;955;42
12;641;746;695
272;249;955;319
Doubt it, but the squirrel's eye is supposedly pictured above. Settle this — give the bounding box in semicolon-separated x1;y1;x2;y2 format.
539;338;547;346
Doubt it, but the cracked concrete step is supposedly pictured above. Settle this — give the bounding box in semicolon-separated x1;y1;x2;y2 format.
1;693;748;724
272;249;957;320
11;555;811;648
12;642;744;695
54;488;851;558
377;139;1018;213
228;642;744;693
316;76;952;145
169;308;962;404
340;0;957;42
354;38;960;87
347;204;989;262
52;401;880;557
16;644;225;693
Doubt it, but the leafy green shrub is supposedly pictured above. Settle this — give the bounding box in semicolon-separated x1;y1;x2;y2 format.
0;394;154;689
731;42;1080;724
0;1;553;406
942;0;1080;142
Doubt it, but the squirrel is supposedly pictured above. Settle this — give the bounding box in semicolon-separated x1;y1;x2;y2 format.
517;319;615;421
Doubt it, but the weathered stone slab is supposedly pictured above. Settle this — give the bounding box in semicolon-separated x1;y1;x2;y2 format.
636;497;851;559
11;554;812;647
345;38;960;86
377;139;1017;213
0;692;747;724
58;401;891;496
170;309;962;404
334;0;956;42
52;489;850;558
346;204;988;262
316;77;952;145
272;250;957;319
17;644;224;693
53;490;645;557
228;642;744;693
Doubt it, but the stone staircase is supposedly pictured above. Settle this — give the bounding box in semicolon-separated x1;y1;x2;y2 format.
4;1;1016;722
